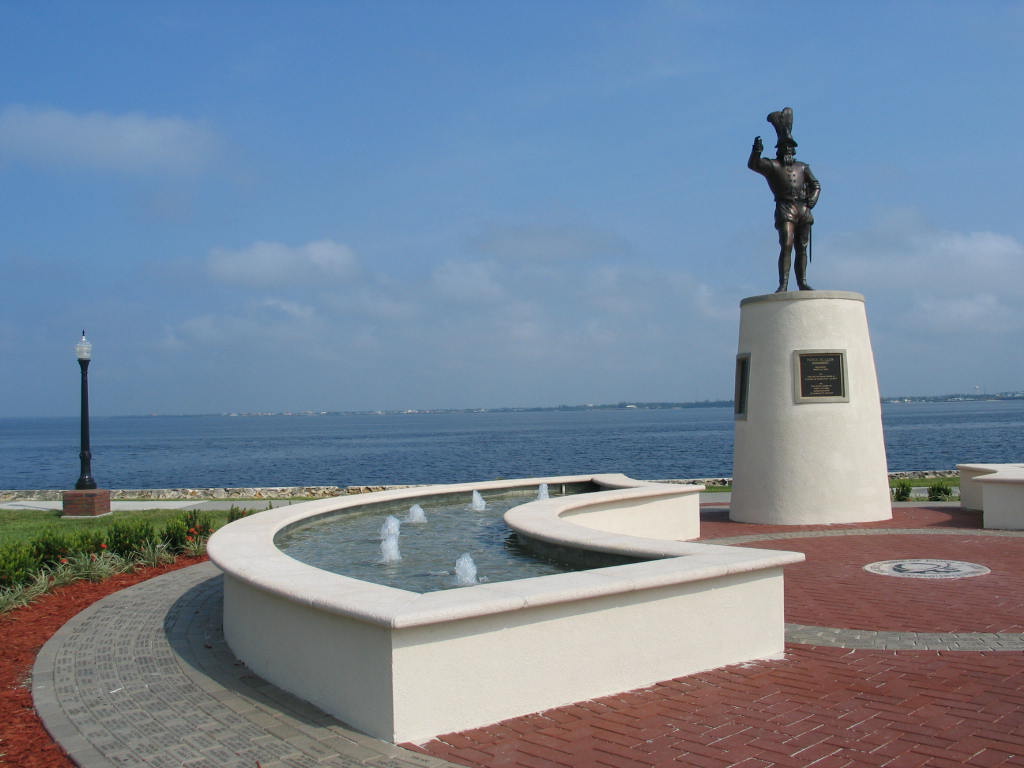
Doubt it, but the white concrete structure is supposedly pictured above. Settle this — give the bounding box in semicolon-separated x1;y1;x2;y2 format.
208;474;803;743
731;291;891;525
958;463;1024;512
516;475;703;542
958;463;1024;528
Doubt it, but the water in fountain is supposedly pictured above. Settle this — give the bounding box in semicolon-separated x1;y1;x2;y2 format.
380;532;402;563
537;483;549;500
380;515;401;538
471;490;486;511
278;487;592;592
405;504;427;524
454;553;478;586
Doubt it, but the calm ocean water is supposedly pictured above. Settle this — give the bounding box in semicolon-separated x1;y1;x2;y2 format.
1;400;1022;490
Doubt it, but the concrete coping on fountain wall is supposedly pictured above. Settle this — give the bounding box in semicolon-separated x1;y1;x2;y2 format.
207;473;805;742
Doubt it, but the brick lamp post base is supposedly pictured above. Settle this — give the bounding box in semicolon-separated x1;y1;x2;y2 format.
62;489;112;517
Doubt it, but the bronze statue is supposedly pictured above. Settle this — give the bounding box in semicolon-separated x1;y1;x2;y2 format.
748;107;820;292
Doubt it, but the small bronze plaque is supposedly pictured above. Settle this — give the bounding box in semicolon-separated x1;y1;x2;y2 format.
734;354;750;418
794;351;847;402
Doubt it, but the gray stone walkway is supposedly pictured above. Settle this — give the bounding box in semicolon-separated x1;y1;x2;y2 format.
784;623;1024;650
32;562;457;768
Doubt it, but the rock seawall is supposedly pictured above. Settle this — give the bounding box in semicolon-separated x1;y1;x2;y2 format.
0;485;417;502
0;471;959;502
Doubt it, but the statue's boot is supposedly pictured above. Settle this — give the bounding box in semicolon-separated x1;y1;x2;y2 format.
795;250;813;290
776;263;790;293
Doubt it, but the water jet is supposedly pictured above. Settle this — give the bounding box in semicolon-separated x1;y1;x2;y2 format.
379;532;401;563
454;553;478;585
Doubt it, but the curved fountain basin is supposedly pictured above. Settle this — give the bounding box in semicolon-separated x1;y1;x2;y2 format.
274;484;596;590
208;474;803;743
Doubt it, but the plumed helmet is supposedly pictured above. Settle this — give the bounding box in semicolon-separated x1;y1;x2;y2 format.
767;107;797;149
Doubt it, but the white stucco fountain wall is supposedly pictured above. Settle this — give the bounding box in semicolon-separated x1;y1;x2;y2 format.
208;473;803;743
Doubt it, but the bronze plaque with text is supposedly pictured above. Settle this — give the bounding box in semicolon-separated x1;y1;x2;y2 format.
798;352;846;399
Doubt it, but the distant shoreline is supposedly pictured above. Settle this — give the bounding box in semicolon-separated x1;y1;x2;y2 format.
163;392;1024;419
2;393;1022;420
113;392;1024;419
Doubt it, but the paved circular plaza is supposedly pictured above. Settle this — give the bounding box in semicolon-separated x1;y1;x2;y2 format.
33;503;1024;768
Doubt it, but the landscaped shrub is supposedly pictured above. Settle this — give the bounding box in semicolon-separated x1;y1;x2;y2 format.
0;569;52;612
29;527;77;566
0;542;39;588
0;507;229;614
71;528;109;555
48;558;80;588
133;540;175;567
226;505;250;523
181;510;214;538
106;520;158;558
161;517;190;552
891;479;913;502
64;550;132;582
928;482;953;501
182;535;207;557
157;510;216;554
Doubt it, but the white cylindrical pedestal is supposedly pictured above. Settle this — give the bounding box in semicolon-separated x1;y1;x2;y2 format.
731;291;891;525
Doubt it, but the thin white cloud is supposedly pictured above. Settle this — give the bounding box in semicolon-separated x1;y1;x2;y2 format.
259;298;315;320
430;259;504;301
330;289;417;320
175;305;319;350
819;220;1024;334
208;240;359;286
0;105;217;174
693;282;735;321
911;294;1017;332
470;224;629;263
171;218;738;408
185;249;727;360
809;217;1024;394
177;314;239;345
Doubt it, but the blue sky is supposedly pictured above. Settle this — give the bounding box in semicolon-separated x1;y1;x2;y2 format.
2;1;1022;416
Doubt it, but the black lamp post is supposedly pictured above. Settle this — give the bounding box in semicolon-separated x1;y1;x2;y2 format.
74;330;97;490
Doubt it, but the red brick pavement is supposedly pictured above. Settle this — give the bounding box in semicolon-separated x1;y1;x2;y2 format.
740;535;1024;633
408;507;1024;768
701;505;1024;633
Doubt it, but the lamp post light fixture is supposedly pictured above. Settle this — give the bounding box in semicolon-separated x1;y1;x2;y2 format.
74;331;97;490
63;331;109;516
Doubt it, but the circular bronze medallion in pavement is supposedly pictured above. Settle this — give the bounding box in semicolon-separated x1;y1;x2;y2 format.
863;559;990;579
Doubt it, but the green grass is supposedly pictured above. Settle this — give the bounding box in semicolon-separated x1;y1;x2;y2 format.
695;476;960;494
888;476;958;488
698;478;961;495
0;508;234;546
